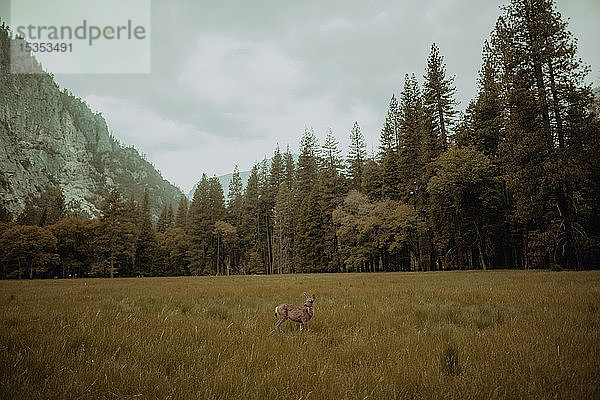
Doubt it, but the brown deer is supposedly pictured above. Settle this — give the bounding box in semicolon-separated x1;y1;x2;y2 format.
274;293;315;331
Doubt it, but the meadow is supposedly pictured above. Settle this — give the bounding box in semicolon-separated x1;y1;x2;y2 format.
1;271;599;399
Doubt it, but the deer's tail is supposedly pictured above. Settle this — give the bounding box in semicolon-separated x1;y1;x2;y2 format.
275;306;278;318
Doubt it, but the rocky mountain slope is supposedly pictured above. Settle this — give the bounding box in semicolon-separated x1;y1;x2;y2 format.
0;24;182;218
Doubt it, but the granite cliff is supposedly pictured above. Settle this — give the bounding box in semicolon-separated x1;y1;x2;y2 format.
0;24;182;218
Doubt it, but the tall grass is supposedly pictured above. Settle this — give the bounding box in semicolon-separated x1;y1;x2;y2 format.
1;271;599;399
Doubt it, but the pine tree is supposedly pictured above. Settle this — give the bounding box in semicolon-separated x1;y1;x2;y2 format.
157;205;170;233
166;204;174;228
156;227;191;276
227;165;244;224
187;174;212;274
283;145;296;190
273;183;294;273
39;186;66;226
174;195;188;230
321;128;344;173
423;43;457;150
229;166;244;205
455;42;504;157
398;74;424;203
98;189;137;277
239;165;261;274
16;186;65;227
208;176;226;222
347;121;367;189
381;149;400;200
253;158;273;274
379;95;399;157
268;146;284;207
493;0;599;268
361;159;382;200
135;189;157;276
296;185;326;272
319;129;345;272
296;128;319;198
123;193;139;226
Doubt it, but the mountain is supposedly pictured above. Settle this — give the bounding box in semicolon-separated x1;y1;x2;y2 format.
0;25;182;218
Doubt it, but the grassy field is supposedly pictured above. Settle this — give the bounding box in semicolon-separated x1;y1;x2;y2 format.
1;271;599;399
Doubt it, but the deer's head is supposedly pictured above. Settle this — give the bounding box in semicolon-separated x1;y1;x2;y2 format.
303;292;315;308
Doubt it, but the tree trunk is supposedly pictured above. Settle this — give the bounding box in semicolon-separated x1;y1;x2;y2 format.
523;226;530;270
453;216;464;269
216;234;220;275
475;223;488;270
524;2;553;150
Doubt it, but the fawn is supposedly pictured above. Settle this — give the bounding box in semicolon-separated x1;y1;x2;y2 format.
274;293;315;331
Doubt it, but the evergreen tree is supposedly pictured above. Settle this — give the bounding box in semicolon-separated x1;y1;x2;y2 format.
228;166;244;209
296;128;319;198
174;195;188;230
379;95;399;157
156;227;191;276
493;0;599;268
239;166;261;274
157;205;170;233
296;185;326;272
455;42;504;157
166;204;174;228
321;128;344;173
347;121;367;189
213;220;237;276
283;145;296;190
319;130;345;272
187;174;212;274
97;189;138;277
361;159;382;200
39;186;66;226
227;165;244;231
208;176;226;222
268;146;284;205
381;149;400;200
423;43;457;150
123;193;139;226
273;183;294;273
16;186;65;227
135;189;157;276
398;74;424;203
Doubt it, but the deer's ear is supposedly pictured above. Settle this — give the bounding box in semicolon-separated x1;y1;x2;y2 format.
312;294;316;301
303;292;308;298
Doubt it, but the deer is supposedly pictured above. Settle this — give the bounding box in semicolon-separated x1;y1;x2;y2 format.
274;293;316;331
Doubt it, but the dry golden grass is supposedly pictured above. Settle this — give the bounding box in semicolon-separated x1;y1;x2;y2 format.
1;271;599;399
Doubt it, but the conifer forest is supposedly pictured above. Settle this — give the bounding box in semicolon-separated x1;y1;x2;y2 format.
1;0;599;279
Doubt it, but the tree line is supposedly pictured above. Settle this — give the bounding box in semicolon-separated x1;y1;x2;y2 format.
1;0;599;278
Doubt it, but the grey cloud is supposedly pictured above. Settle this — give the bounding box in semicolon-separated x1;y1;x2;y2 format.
2;0;597;191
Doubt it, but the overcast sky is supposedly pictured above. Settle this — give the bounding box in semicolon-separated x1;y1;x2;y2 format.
3;0;599;192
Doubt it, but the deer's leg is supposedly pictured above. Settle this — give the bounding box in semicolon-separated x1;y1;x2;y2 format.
275;317;286;327
305;322;310;331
